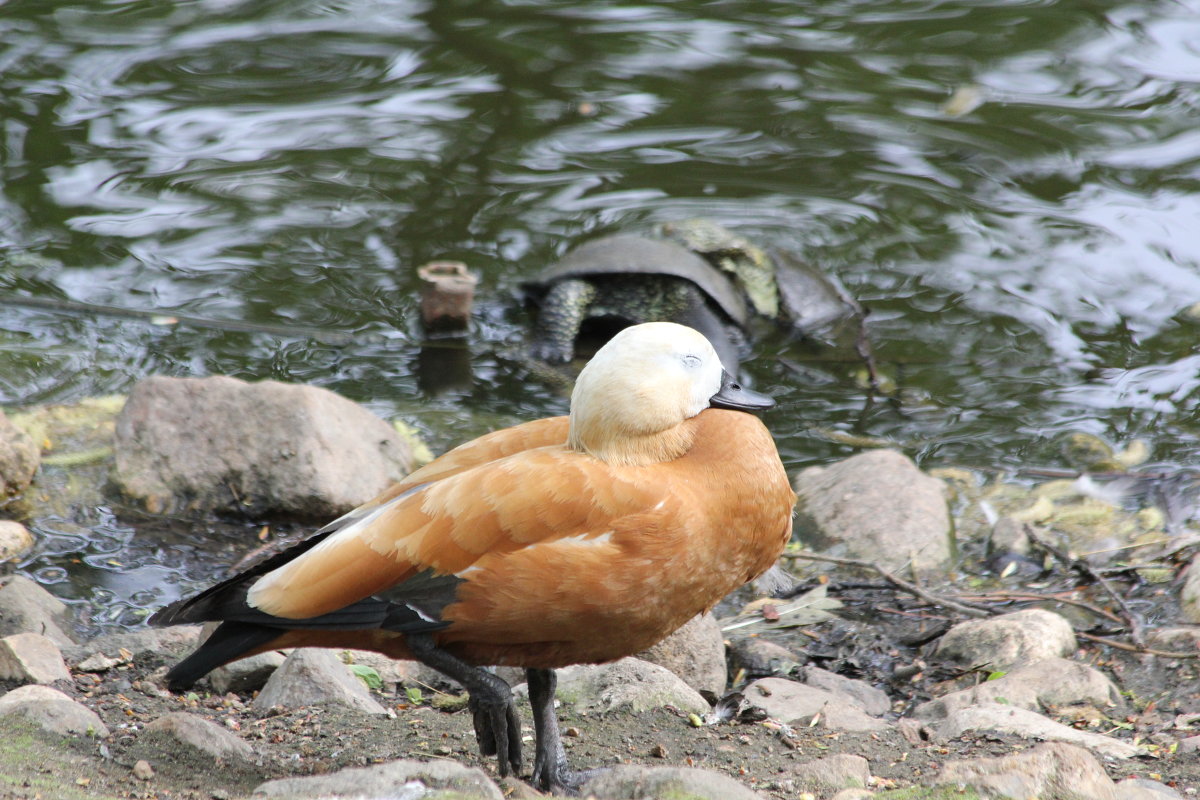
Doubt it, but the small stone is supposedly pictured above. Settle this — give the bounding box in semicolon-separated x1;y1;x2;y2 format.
0;575;75;647
935;608;1076;672
797;666;889;716
0;632;71;684
76;652;123;672
519;657;707;716
565;726;582;738
650;743;669;758
915;656;1121;721
133;760;154;780
936;742;1121;799
253;648;387;715
934;702;1143;759
0;520;34;561
0;685;109;737
143;712;253;762
744;677;885;732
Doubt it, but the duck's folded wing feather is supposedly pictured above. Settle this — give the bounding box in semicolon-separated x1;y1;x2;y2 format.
245;448;669;622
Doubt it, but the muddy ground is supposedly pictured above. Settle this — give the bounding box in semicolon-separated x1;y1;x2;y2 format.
2;581;1198;800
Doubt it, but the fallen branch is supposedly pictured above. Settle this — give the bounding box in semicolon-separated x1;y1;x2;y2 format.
1077;632;1200;660
782;550;991;618
952;590;1126;627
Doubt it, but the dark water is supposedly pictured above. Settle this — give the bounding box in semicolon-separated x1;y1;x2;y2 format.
2;0;1199;625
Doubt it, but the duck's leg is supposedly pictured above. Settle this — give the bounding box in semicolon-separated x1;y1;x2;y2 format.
406;633;521;777
528;667;596;794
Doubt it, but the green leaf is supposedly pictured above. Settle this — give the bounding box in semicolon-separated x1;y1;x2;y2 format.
985;671;1007;682
405;686;424;705
349;663;382;690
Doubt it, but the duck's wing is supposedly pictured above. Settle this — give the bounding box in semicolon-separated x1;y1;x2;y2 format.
312;415;570;536
243;446;666;623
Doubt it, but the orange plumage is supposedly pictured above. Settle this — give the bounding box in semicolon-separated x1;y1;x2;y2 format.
152;321;795;793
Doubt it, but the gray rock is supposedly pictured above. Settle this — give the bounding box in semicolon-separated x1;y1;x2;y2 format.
0;574;75;647
915;656;1121;720
637;613;726;696
797;666;890;716
1146;627;1200;651
933;702;1143;759
65;625;202;671
523;657;708;715
935;609;1076;672
143;712;253;761
0;520;34;561
1182;552;1200;623
0;409;39;497
743;677;886;731
792;449;951;573
112;375;416;518
0;632;70;683
580;764;766;800
787;753;871;794
210;650;287;694
0;684;109;737
1116;777;1186;800
935;742;1120;800
252;758;503;799
252;648;387;715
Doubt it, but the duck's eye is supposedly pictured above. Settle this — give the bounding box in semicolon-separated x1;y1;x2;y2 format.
681;354;701;369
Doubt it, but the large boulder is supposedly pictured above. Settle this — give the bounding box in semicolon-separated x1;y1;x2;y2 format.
112;375;416;518
792;449;951;573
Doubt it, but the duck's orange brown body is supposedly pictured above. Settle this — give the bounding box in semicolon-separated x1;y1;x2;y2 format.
152;321;795;794
236;409;791;669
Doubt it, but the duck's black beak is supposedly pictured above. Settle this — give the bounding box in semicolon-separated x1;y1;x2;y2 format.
709;370;775;412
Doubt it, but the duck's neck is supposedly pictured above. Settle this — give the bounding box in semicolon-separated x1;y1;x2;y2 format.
568;414;699;466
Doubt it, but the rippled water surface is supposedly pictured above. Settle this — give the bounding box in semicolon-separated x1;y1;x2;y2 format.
2;0;1199;623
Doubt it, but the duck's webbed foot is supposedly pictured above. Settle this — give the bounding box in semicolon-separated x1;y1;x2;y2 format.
527;668;600;795
407;634;522;777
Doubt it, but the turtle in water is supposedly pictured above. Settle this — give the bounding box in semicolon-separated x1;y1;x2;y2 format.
523;233;748;370
523;219;863;372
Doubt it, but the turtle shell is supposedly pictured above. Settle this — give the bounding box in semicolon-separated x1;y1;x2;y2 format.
527;234;750;328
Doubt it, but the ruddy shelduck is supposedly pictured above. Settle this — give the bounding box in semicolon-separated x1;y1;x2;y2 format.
151;321;796;793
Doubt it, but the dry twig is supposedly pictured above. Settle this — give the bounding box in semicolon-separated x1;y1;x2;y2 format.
782;550;991;618
1078;632;1200;659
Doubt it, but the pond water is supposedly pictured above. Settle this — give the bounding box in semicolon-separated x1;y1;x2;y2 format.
2;0;1199;628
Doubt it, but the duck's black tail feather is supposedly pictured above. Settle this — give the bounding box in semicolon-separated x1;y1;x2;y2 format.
165;621;283;693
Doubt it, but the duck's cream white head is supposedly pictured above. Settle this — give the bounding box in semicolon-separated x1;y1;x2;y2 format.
567;322;773;466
